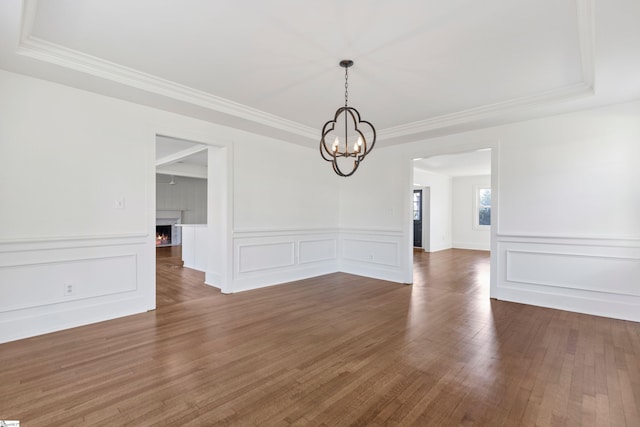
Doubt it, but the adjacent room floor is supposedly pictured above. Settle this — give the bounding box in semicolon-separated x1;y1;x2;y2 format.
0;249;639;426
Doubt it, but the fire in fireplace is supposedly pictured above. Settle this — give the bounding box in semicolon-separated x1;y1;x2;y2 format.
156;225;172;246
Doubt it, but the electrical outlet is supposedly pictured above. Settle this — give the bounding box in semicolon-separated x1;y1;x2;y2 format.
64;283;74;296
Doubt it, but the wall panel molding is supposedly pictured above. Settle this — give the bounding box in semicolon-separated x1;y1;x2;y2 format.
230;227;408;292
0;254;138;313
339;229;407;284
505;249;640;297
496;233;640;247
231;229;339;293
299;239;337;265
238;242;295;273
0;233;149;252
0;236;152;343
496;234;640;322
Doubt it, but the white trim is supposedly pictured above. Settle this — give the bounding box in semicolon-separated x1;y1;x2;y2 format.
0;295;150;344
0;232;148;245
156;145;209;167
497;233;640;247
577;0;596;89
0;233;149;253
379;83;593;140
233;227;340;237
16;34;318;140
452;242;490;251
17;0;596;143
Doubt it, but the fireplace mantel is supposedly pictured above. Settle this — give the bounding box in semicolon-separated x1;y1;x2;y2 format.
157;210;183;220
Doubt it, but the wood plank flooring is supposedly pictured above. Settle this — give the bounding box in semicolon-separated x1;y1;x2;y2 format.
1;249;639;426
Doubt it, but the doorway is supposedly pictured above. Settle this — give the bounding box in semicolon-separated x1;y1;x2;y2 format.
410;147;496;295
154;135;217;303
413;189;422;247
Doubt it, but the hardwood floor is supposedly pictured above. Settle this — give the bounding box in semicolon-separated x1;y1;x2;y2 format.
1;249;639;426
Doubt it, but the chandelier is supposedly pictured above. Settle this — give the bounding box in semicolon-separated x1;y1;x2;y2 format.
320;60;376;177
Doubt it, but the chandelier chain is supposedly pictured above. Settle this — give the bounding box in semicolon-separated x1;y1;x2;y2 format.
344;67;349;107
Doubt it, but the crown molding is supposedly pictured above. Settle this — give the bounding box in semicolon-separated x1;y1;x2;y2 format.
17;0;596;144
576;0;595;88
16;36;319;140
379;0;596;141
379;82;594;140
17;0;318;140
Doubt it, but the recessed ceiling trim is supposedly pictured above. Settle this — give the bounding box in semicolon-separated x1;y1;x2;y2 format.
379;81;592;140
157;165;207;180
156;145;209;167
17;35;319;140
17;0;596;145
577;0;595;87
17;0;318;140
381;0;595;140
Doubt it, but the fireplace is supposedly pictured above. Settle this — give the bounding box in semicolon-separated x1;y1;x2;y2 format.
156;210;182;247
156;225;172;246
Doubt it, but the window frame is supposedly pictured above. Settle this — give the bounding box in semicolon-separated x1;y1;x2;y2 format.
473;186;491;229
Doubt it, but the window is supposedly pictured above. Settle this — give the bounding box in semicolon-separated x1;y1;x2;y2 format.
476;187;491;227
413;190;422;221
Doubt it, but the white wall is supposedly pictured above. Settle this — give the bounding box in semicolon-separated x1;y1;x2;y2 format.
0;69;341;343
227;134;341;292
452;175;491;250
413;169;453;252
339;99;640;321
2;65;639;341
337;148;412;283
156;174;207;224
234;136;339;231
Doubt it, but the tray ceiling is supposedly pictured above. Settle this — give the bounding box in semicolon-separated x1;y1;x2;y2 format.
1;0;639;147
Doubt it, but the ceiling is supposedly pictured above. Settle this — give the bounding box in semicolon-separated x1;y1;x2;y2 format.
1;0;639;148
414;150;491;177
156;135;208;179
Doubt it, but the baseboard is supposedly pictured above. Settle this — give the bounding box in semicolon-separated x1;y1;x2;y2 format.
496;286;640;322
453;241;490;251
339;260;407;284
230;262;338;293
0;295;152;344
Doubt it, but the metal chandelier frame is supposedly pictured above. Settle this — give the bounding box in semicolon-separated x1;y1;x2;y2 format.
320;60;376;177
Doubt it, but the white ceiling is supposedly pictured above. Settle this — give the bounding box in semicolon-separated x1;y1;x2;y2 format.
414;150;491;177
1;0;639;147
156;135;208;178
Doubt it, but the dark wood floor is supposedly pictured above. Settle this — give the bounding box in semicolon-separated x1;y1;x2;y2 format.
1;249;639;426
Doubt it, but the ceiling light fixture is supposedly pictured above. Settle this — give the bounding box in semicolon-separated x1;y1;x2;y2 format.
320;60;376;177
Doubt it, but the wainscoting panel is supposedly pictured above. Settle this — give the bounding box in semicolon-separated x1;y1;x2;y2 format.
506;250;640;296
238;242;295;273
299;239;337;265
0;234;152;343
231;229;339;293
339;229;407;283
496;235;640;322
342;239;398;266
0;254;137;313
